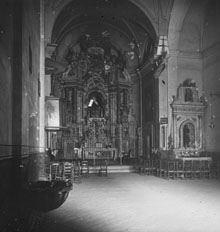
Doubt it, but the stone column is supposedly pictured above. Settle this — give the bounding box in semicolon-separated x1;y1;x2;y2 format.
119;124;123;164
167;50;179;146
77;91;83;135
39;0;45;152
109;92;117;147
173;114;177;149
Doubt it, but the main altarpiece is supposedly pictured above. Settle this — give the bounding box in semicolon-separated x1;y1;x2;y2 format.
47;32;141;162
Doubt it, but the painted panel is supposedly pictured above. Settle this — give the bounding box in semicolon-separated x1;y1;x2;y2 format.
46;97;60;127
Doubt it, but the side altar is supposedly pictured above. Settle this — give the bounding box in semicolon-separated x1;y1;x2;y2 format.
170;79;207;159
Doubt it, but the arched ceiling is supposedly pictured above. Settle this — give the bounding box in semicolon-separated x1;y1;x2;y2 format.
47;0;220;74
202;0;220;51
52;0;156;44
169;0;220;55
50;0;157;72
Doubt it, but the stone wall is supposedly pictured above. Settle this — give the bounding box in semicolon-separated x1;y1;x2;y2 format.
22;0;41;147
0;0;13;145
202;1;220;153
0;0;43;231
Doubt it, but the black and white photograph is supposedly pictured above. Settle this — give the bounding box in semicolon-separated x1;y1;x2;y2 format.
1;0;220;231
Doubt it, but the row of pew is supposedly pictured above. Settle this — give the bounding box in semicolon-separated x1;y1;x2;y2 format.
138;159;219;179
45;161;90;184
45;160;108;183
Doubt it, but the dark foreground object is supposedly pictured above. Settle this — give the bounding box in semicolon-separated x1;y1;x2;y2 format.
0;180;72;232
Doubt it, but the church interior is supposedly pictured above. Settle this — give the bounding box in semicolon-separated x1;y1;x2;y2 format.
1;0;220;231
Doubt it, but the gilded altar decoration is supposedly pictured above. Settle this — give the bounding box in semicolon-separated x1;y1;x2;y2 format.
48;30;140;160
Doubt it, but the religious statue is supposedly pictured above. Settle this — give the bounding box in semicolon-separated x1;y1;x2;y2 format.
87;96;104;118
183;124;190;148
184;88;193;102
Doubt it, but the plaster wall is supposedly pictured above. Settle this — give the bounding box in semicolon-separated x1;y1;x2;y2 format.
203;60;220;152
22;0;41;147
178;0;205;53
177;0;204;95
158;68;168;119
202;0;220;51
0;0;13;144
202;1;220;153
177;57;203;94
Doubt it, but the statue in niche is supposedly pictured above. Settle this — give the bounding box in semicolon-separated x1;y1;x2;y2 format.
183;123;195;149
79;34;92;53
87;96;104;118
184;88;193;102
183;124;190;148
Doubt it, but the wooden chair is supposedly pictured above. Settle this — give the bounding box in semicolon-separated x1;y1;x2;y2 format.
151;159;159;176
45;161;52;181
192;160;201;179
160;159;168;178
176;160;184;179
72;161;82;184
200;160;211;178
210;161;219;178
139;159;151;175
81;160;89;177
98;159;108;176
155;159;162;177
51;163;61;180
184;160;193;178
167;161;176;179
62;162;74;182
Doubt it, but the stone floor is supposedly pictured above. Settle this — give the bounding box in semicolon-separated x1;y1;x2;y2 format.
40;173;220;232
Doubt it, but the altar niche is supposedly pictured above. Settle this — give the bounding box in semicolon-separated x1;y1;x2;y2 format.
52;30;140;162
87;91;105;118
182;122;195;148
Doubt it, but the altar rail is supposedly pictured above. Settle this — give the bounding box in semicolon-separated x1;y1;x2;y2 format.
84;148;117;165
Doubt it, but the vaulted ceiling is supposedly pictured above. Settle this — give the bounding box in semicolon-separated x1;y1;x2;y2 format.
45;0;160;73
45;0;220;73
51;0;156;44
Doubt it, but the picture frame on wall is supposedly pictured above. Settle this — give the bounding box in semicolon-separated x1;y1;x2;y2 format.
45;96;60;128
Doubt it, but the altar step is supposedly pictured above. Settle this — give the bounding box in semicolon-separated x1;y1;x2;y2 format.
89;165;136;174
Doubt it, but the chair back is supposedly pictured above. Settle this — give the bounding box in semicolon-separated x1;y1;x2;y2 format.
51;163;60;180
184;160;192;171
99;159;108;176
81;160;89;177
63;162;73;181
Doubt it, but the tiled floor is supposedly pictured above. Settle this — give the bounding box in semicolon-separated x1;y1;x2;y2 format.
40;173;220;232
